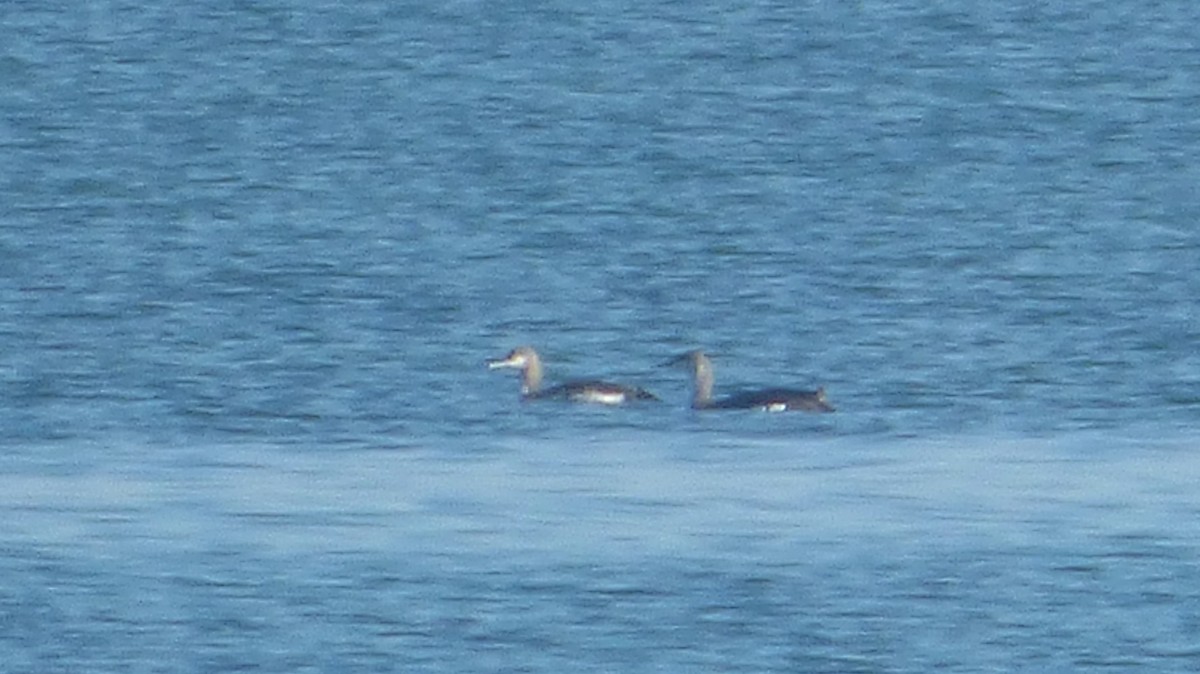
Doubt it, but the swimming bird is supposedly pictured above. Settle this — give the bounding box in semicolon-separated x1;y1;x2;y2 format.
487;346;659;405
663;350;834;412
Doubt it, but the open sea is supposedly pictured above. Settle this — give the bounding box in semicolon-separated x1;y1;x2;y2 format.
3;1;1200;671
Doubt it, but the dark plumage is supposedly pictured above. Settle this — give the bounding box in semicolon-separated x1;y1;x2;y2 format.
488;346;659;405
663;350;833;412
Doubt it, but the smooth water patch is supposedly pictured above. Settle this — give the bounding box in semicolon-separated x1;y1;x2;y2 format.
4;433;1200;672
4;432;1198;559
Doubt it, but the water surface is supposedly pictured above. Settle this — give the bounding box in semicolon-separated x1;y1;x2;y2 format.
2;1;1199;671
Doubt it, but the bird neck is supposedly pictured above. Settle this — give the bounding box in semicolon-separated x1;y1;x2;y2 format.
521;352;543;394
692;354;714;407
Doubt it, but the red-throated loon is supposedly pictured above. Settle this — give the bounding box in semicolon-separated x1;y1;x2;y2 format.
487;346;659;405
663;350;834;412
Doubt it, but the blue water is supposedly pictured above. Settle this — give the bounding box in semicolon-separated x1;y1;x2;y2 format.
3;1;1200;671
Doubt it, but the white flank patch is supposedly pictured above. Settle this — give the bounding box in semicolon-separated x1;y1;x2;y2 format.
576;390;626;405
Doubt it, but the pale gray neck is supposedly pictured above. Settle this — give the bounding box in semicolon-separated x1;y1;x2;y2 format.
691;352;714;407
521;350;543;394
